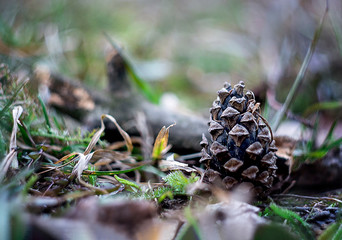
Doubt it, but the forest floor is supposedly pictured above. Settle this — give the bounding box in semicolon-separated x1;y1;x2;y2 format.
1;1;342;240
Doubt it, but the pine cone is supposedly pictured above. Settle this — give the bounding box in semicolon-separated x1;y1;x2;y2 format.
200;81;278;198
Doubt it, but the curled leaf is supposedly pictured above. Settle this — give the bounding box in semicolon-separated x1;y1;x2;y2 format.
152;123;176;160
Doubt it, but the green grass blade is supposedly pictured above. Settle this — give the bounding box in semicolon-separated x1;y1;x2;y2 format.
17;123;33;146
303;101;342;117
103;32;160;104
307;117;320;153
82;165;144;176
322;120;338;147
0;79;27;120
269;204;315;240
37;95;52;133
254;223;299;240
88;165;97;186
272;2;329;130
124;62;160;104
141;165;167;178
53;116;63;131
22;175;38;196
0;130;6;158
0;17;17;46
180;207;204;240
319;221;342;240
325;137;342;151
114;175;141;191
30;131;91;143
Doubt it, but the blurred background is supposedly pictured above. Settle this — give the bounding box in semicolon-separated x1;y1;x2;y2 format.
0;0;341;120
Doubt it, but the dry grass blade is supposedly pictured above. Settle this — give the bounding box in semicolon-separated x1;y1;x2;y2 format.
55;152;78;164
71;153;94;179
9;106;23;169
0;106;23;182
159;159;197;172
0;150;16;182
67;114;132;179
83;116;106;156
102;114;133;153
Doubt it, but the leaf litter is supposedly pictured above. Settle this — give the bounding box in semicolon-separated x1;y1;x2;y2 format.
1;68;341;240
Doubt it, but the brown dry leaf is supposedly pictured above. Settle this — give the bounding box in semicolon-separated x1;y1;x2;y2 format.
152;123;176;160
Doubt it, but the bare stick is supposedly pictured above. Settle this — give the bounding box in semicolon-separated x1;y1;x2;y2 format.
273;193;342;204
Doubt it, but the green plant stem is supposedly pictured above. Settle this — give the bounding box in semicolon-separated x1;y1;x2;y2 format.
303;101;342;117
272;2;329;130
82;165;145;176
0;79;28;120
184;207;204;240
22;175;39;196
103;32;159;103
114;175;141;191
30;131;92;143
269;203;314;240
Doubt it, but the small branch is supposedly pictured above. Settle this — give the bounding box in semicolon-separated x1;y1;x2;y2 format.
273;193;342;204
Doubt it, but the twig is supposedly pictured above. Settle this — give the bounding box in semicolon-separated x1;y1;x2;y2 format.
176;152;202;161
273;193;342;204
280;180;296;194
